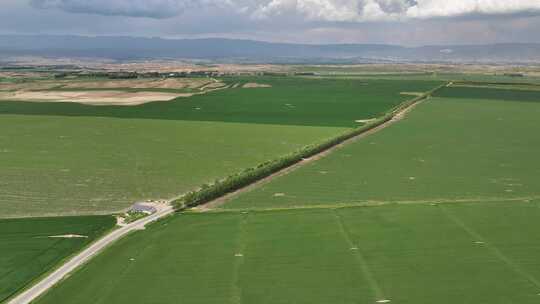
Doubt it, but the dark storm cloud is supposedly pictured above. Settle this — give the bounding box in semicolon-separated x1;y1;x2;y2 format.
29;0;202;19
376;0;417;14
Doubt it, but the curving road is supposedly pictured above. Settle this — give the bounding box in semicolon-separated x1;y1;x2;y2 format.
8;205;174;304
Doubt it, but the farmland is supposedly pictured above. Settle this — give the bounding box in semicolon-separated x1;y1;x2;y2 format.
0;78;442;127
0;78;226;105
0;115;345;218
35;201;540;304
0;215;115;302
0;77;441;218
223;92;540;210
291;64;540;83
436;85;540;102
6;72;540;304
447;81;540;91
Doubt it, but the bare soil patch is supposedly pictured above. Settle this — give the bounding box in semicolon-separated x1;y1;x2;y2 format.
199;82;225;90
61;78;212;90
0;77;230;105
355;118;376;123
0;90;184;105
47;234;88;238
243;83;272;88
0;77;232;105
399;92;424;96
0;82;59;91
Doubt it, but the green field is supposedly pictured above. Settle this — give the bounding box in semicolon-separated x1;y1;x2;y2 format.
0;78;441;127
436;85;540;102
0;215;115;302
449;82;540;92
11;77;540;304
223;94;540;210
0;115;345;218
35;201;540;304
0;77;441;217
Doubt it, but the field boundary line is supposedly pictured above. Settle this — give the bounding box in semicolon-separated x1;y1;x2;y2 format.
332;210;386;301
451;80;540;89
439;205;540;290
231;213;249;304
200;195;540;214
190;83;448;211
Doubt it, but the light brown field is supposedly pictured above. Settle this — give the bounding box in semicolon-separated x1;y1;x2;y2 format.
0;77;227;105
0;82;59;91
243;82;272;88
0;90;185;105
0;78;215;91
60;78;213;90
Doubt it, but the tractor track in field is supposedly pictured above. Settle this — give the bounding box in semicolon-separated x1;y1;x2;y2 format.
333;210;387;302
194;93;431;211
439;205;540;289
200;195;540;214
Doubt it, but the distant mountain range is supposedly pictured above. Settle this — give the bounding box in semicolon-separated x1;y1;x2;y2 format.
1;35;540;64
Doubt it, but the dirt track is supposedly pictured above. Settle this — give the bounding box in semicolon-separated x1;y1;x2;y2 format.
194;95;429;211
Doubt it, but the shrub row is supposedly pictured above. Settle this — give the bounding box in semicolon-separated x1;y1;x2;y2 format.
172;84;446;210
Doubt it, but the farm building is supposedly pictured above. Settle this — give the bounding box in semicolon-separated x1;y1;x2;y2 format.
129;203;157;214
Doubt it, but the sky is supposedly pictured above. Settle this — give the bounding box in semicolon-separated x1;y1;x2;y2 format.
1;0;540;46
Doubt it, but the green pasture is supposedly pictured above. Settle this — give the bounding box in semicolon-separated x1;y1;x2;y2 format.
36;201;540;304
0;77;441;127
224;95;540;209
436;85;540;102
0;215;115;302
449;82;540;92
0;115;346;218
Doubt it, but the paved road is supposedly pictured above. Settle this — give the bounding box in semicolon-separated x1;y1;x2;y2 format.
8;205;174;304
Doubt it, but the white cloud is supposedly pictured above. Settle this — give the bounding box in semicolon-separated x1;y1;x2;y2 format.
29;0;540;21
251;0;540;21
407;0;540;19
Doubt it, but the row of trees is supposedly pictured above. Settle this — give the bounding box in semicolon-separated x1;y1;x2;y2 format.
173;83;447;210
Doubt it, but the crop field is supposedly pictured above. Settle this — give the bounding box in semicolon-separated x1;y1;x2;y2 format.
0;77;441;218
436;85;540;102
0;115;345;218
0;78;442;127
0;215;115;302
448;82;540;92
11;76;540;304
0;77;225;106
35;201;540;304
0;78;216;91
223;92;540;210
